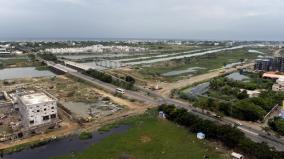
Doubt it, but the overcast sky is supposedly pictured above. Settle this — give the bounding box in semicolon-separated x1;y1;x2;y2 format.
0;0;284;41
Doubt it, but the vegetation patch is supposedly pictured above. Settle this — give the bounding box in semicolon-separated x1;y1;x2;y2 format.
158;104;284;159
51;110;228;159
135;48;260;82
84;69;135;90
269;117;284;135
183;72;282;122
79;132;93;140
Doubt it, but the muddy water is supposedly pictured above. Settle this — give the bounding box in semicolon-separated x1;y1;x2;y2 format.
2;125;130;159
0;67;55;80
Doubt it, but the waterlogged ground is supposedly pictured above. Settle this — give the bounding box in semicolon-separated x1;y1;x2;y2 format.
2;125;130;159
0;67;55;80
52;111;229;159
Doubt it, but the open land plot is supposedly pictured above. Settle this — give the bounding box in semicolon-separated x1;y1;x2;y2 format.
117;46;221;63
0;55;47;70
142;43;218;54
249;47;277;55
0;76;124;121
0;74;153;151
64;45;214;64
113;48;265;84
51;110;229;159
0;56;32;68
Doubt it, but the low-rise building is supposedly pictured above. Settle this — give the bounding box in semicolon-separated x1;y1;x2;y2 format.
240;89;261;98
16;90;58;128
0;48;10;55
262;72;284;79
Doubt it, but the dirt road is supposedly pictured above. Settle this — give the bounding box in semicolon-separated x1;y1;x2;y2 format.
157;63;254;96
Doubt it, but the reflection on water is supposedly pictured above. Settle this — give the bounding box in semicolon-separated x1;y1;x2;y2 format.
183;82;210;95
0;67;55;80
226;72;249;81
162;67;205;76
3;125;130;159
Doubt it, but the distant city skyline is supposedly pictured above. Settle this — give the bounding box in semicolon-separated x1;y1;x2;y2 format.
1;0;284;41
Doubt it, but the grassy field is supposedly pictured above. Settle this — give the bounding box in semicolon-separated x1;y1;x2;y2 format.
133;48;261;82
0;55;45;69
52;111;229;159
0;56;33;68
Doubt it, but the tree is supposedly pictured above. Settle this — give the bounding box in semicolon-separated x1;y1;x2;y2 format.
125;75;136;84
193;97;208;112
237;90;249;99
269;117;284;135
234;101;266;121
209;78;225;90
158;104;283;159
38;53;57;62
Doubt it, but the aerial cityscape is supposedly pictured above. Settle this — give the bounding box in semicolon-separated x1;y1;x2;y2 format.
0;0;284;159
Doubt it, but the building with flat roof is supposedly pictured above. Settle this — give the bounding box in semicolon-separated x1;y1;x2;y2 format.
0;48;10;55
262;72;284;79
16;90;58;128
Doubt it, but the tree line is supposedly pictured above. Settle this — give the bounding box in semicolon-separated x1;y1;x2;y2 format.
159;104;284;159
84;69;135;90
269;117;284;135
193;89;284;122
38;53;58;62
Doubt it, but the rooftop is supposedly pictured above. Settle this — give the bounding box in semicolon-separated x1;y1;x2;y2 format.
19;92;55;105
263;72;284;79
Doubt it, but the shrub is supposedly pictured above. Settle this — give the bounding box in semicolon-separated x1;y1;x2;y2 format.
79;132;93;140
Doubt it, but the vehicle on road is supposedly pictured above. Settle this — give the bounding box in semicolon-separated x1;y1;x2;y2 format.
116;88;125;94
235;121;243;126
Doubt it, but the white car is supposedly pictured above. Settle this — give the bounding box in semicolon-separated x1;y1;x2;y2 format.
116;88;125;94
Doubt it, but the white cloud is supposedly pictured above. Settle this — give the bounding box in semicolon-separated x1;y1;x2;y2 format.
0;0;284;40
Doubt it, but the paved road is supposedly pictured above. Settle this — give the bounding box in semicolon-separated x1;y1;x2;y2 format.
161;98;284;151
68;72;158;105
66;70;284;151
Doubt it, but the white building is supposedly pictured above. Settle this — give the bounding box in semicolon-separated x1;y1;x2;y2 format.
240;89;261;98
272;78;284;92
231;152;244;159
16;90;58;128
45;45;147;54
0;48;10;55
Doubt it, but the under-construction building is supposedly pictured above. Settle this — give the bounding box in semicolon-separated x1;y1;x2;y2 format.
15;90;58;128
255;56;284;72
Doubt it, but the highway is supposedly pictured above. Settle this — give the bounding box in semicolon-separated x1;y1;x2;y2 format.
65;70;284;151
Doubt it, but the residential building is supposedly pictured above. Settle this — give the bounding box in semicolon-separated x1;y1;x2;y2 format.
255;56;284;73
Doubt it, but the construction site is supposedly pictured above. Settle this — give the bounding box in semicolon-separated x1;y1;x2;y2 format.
0;74;150;148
